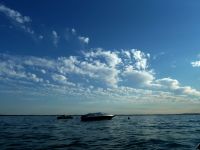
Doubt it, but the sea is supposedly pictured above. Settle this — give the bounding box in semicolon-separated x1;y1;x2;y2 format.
0;115;200;150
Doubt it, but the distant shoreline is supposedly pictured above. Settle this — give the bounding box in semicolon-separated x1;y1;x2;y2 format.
0;113;200;116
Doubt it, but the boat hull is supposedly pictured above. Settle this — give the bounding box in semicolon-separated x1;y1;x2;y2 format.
57;115;73;119
81;115;114;121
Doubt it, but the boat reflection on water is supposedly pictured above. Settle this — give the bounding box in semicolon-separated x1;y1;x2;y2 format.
81;112;115;121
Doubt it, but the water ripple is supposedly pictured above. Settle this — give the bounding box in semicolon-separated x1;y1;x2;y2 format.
0;115;200;149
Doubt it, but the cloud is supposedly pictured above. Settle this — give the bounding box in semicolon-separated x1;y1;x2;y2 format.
0;5;89;44
155;78;200;96
52;30;59;47
153;52;165;60
83;48;122;67
29;73;43;82
63;28;90;46
41;69;46;74
191;61;200;67
122;66;154;87
0;4;34;34
71;28;76;35
57;52;120;88
131;49;150;70
0;4;31;24
78;36;89;44
0;59;43;83
39;35;44;40
23;56;56;69
0;49;200;102
51;73;68;84
51;73;75;86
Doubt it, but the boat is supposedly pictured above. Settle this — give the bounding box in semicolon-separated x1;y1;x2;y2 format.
57;115;73;119
81;112;115;121
196;143;200;150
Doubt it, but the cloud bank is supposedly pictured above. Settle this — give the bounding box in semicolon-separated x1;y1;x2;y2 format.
0;49;200;103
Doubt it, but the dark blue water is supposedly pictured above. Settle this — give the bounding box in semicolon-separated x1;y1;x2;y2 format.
0;115;200;150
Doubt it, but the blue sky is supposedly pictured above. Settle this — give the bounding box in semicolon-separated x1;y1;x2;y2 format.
0;0;200;115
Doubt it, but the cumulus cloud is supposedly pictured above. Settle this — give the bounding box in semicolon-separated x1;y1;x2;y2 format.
122;66;154;87
23;56;55;69
57;51;120;88
52;74;68;84
191;61;200;67
0;60;43;83
78;36;89;44
83;48;122;67
0;4;34;34
0;49;200;102
131;49;150;70
155;78;200;96
29;73;43;82
155;78;179;90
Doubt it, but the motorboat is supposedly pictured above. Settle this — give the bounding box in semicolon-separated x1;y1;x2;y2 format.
81;112;115;121
57;115;73;119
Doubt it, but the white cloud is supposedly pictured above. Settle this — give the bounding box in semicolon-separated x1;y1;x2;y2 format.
58;55;119;88
64;28;90;46
39;35;44;39
80;60;119;88
80;49;122;87
155;78;200;96
78;36;89;44
1;49;200;102
71;28;76;35
0;4;31;24
84;49;122;67
52;74;67;83
52;30;59;47
122;50;131;59
23;56;55;69
28;73;43;82
131;49;149;70
0;4;34;34
178;86;200;96
122;65;154;87
0;60;43;83
41;69;46;74
155;78;179;90
191;61;200;67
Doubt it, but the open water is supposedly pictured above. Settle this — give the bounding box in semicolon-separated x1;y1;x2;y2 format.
0;115;200;150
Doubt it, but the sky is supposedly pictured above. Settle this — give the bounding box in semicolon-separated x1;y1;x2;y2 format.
0;0;200;115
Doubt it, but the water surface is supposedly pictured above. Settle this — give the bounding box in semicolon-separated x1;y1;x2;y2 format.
0;115;200;149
